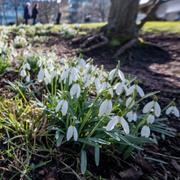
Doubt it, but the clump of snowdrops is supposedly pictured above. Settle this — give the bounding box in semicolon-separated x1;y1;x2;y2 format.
17;52;179;174
60;24;78;39
13;35;28;48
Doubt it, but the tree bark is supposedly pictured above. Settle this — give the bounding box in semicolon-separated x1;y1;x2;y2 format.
107;0;140;40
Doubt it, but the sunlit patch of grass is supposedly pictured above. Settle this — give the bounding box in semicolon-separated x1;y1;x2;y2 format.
142;21;180;34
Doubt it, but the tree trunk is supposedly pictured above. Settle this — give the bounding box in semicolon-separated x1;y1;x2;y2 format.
107;0;140;40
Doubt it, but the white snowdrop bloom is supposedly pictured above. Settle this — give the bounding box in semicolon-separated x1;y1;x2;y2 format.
126;111;137;122
78;59;86;68
61;69;70;82
69;67;79;85
166;106;180;117
136;85;145;97
141;125;150;138
44;69;51;85
126;85;135;96
66;125;78;141
147;114;155;124
143;101;161;117
126;97;135;108
70;83;81;98
56;100;68;116
109;69;125;81
105;116;119;131
126;85;144;97
95;78;102;94
24;63;31;70
143;101;154;114
37;68;45;82
20;69;26;77
120;117;130;134
98;99;113;117
115;82;125;96
26;74;30;82
154;102;161;117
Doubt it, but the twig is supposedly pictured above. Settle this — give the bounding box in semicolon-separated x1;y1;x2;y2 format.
59;160;82;180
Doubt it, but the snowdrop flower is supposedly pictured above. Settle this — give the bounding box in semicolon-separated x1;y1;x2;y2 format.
126;111;137;122
126;84;145;97
20;69;27;77
166;106;179;117
37;68;45;82
69;67;79;85
141;125;150;138
114;82;127;96
109;68;125;82
44;69;51;85
143;101;161;117
105;116;119;131
56;100;68;116
66;125;78;141
26;74;30;82
147;114;155;124
126;97;135;108
99;99;112;117
78;59;86;68
70;83;81;98
105;116;129;134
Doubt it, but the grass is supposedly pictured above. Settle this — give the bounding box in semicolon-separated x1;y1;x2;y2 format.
72;21;180;35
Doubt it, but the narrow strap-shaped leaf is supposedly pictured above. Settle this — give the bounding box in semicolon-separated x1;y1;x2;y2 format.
95;146;100;166
81;150;87;174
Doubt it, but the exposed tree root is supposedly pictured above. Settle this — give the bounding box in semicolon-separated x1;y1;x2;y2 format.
80;33;109;53
113;38;138;58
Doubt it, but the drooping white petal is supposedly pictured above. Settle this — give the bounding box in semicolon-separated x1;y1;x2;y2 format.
78;59;86;67
26;74;30;82
118;70;125;82
147;114;155;124
141;125;150;138
136;85;145;97
126;111;133;122
154;102;161;117
173;106;180;117
66;126;74;141
37;68;44;82
115;82;124;95
56;100;63;112
105;116;119;131
126;85;135;96
98;99;112;117
25;63;31;70
61;100;68;116
20;69;26;77
70;84;81;98
73;126;78;141
143;101;154;114
109;69;116;81
120;117;130;134
165;106;173;115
